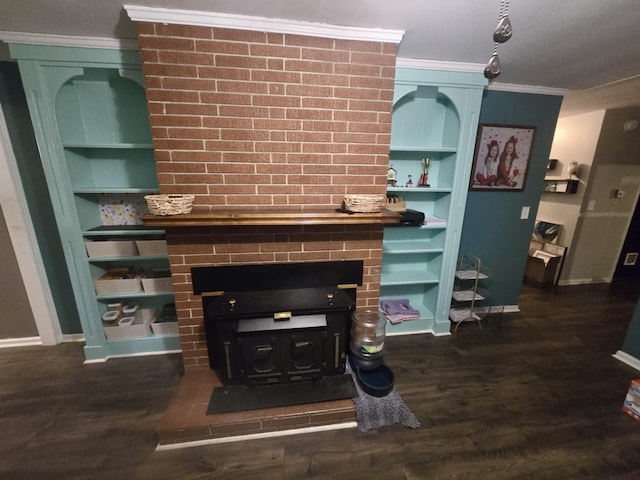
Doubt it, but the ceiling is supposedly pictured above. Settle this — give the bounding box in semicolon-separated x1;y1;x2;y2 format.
1;0;639;117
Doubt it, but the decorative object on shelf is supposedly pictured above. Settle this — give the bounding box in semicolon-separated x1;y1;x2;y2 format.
385;194;407;212
343;194;386;213
470;124;536;191
387;165;398;187
568;161;580;179
542;178;578;194
145;194;194;215
99;193;147;225
405;174;413;187
418;158;431;187
484;0;513;79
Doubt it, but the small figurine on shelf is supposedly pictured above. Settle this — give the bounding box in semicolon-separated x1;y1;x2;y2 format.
418;158;431;187
406;174;413;187
387;165;397;187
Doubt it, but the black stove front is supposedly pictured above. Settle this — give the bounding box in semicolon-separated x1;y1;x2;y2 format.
192;261;363;386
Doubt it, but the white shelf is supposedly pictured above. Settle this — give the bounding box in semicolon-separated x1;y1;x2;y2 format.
380;270;439;286
452;290;485;301
455;269;488;280
449;308;482;323
383;241;444;254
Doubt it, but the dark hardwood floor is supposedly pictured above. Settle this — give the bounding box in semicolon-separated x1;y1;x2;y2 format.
1;281;639;480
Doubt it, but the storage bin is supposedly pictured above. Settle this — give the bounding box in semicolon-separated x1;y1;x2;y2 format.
85;240;137;258
139;308;157;323
141;270;173;293
93;268;143;295
135;239;168;256
102;310;120;326
103;316;151;340
122;304;139;318
107;300;124;311
151;318;179;336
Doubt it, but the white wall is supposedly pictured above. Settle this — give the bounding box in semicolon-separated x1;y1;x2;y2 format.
538;110;605;248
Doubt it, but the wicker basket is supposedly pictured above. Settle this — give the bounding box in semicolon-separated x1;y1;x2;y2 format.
343;194;386;213
145;194;194;216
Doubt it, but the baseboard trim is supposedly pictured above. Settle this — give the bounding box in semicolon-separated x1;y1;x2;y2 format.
61;334;85;343
83;349;183;365
0;336;42;348
503;305;520;313
156;421;358;451
613;350;640;372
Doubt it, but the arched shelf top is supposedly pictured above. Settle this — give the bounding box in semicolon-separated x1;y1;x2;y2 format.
55;68;152;146
390;84;460;150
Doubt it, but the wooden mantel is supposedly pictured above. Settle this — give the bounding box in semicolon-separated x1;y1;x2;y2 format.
142;207;401;227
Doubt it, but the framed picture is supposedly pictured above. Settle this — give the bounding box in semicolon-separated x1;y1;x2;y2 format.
469;124;536;191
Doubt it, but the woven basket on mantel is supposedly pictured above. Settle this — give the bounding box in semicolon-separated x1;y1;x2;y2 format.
343;194;386;213
144;194;194;216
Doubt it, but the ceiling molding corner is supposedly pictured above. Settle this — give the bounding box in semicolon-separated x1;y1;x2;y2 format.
124;5;405;44
0;31;139;50
487;82;567;96
396;57;485;73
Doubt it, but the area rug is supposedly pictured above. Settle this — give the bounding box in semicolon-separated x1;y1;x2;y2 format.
347;360;421;433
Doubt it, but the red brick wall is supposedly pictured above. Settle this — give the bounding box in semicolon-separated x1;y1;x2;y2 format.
136;22;397;369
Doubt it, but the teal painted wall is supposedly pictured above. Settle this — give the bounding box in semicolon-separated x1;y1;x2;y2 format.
0;61;81;335
622;299;640;359
459;90;563;306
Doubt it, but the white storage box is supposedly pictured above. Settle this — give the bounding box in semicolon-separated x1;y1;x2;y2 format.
151;318;179;336
141;270;173;293
139;308;157;323
135;239;168;256
104;317;151;340
85;240;137;258
101;310;120;325
93;269;142;295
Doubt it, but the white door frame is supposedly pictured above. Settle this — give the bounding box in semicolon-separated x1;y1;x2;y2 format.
0;104;61;345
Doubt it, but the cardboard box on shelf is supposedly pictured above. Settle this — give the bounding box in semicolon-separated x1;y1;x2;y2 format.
103;316;152;340
93;268;143;295
141;269;173;293
135;239;168;256
85;240;137;258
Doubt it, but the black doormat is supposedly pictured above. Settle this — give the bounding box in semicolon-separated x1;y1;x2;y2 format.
207;374;358;415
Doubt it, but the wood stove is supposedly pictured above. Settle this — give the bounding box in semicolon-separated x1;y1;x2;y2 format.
192;261;363;386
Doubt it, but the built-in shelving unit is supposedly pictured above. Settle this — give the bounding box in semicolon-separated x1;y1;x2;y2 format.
381;68;487;336
9;44;179;361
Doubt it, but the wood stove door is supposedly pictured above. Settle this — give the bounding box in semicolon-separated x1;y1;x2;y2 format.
239;334;283;384
283;330;324;382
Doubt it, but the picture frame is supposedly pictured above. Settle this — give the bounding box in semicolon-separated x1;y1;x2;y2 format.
469;123;536;191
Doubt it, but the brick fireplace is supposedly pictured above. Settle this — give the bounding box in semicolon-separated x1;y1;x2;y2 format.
135;20;398;373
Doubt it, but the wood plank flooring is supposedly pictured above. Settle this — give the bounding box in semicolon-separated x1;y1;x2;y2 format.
1;281;639;479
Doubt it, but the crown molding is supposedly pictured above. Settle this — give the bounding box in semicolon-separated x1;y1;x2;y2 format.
0;31;139;50
124;5;404;44
396;57;485;73
487;82;566;96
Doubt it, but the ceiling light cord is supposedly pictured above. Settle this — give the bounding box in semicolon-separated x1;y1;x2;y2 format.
485;0;513;80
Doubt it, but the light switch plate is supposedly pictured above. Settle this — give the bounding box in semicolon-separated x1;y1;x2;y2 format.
521;206;530;220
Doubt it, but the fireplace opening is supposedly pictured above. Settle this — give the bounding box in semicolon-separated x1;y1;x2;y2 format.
192;261;364;387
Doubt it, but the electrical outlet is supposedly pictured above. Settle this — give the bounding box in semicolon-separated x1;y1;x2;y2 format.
520;206;530;220
588;200;596;211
